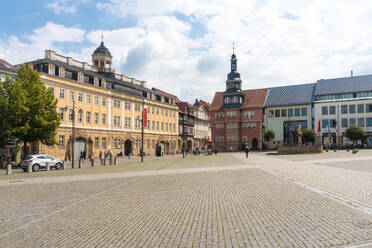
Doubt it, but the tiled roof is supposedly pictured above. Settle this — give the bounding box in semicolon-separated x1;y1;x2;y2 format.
176;101;195;116
264;83;315;107
0;58;17;72
210;88;268;111
152;87;181;103
314;74;372;96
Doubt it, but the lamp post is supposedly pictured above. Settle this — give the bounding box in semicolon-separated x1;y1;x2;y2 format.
64;98;75;169
141;98;144;163
182;111;185;158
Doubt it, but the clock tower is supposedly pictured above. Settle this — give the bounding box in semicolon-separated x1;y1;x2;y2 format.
223;48;244;108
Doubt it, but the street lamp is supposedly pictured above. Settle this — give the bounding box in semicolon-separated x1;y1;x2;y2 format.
137;98;145;162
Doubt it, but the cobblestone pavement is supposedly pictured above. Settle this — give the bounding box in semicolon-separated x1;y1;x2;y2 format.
243;151;372;206
0;153;371;247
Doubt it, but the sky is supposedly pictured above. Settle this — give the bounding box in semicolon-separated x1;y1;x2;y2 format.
1;0;372;103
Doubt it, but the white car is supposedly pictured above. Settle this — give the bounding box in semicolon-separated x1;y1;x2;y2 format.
21;154;63;172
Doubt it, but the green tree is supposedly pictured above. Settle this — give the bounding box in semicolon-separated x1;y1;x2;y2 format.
345;125;365;145
302;129;316;144
264;129;275;142
0;65;60;155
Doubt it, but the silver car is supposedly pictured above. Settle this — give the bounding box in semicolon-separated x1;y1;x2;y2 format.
21;154;63;172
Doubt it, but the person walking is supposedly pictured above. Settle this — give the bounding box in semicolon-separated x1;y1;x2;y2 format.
99;151;103;165
245;145;249;158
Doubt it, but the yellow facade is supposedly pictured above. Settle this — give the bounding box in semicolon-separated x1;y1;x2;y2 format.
27;60;178;160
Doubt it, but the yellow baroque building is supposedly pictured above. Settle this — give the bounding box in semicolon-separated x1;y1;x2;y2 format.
23;41;179;160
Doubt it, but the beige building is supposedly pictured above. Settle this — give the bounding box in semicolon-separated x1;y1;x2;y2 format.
23;41;178;160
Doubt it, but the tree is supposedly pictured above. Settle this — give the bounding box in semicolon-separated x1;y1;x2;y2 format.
264;129;275;142
302;129;316;144
0;65;60;155
345;125;365;145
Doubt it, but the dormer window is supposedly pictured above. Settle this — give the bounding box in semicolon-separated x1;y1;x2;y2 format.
77;72;84;83
48;64;55;75
59;67;65;78
94;77;99;86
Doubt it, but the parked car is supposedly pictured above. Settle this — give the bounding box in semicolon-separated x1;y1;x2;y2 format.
20;154;63;172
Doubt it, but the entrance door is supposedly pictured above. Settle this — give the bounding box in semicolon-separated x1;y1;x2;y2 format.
124;139;132;156
74;140;86;159
252;138;258;150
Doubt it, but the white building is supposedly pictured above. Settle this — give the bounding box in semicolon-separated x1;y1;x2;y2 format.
0;58;17;81
192;99;211;149
314;74;372;147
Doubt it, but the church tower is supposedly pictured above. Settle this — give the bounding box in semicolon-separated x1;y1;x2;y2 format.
92;35;115;76
223;45;244;108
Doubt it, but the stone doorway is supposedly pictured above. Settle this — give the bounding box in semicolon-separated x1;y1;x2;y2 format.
124;139;132;156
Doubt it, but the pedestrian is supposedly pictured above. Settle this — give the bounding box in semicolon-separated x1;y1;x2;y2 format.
245;145;249;158
99;151;103;165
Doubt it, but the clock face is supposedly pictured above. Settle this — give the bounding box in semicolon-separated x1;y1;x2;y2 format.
228;82;234;88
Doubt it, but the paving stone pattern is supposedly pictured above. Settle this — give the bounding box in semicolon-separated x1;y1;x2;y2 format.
0;164;371;247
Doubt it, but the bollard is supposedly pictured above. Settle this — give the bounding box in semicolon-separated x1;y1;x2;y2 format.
62;161;65;170
46;162;50;171
91;158;95;167
6;164;12;175
28;163;32;173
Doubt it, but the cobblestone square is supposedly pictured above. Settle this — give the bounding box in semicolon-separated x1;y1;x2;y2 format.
0;153;371;247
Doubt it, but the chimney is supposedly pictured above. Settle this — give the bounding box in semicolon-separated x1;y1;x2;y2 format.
351;70;353;77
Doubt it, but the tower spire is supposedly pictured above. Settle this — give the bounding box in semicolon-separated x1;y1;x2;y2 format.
101;34;104;43
232;41;235;54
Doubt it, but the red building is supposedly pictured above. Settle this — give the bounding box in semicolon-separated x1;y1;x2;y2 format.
210;52;268;151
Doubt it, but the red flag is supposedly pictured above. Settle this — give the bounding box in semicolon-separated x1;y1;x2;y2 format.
317;120;320;133
334;120;337;132
144;108;147;128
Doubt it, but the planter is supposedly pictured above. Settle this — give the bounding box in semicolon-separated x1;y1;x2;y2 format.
277;145;323;154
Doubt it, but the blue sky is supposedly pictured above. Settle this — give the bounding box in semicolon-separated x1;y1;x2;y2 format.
1;0;372;103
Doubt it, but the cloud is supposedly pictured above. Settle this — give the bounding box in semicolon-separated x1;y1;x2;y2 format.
46;0;89;14
0;22;85;64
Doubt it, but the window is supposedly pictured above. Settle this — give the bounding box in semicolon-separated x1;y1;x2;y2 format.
78;110;83;122
215;112;224;119
78;73;83;83
86;94;91;104
216;124;224;129
330;119;336;128
147;139;150;149
102;97;106;106
157;108;159;115
227;123;238;129
125;102;131;110
69;109;74;121
157;121;159;130
102;113;106;125
70;90;74;101
367;118;372;127
281;109;287;117
349;118;356;126
161;122;164;130
59;108;64;120
78;92;83;102
161;109;164;115
366;104;372;113
114;99;120;108
152;140;155;149
173;123;175;132
227;111;237;118
94;113;99;124
94;77;99;86
301;108;307;116
95;96;99;105
322;106;328;115
151;107;154;114
114;116;120;126
166;110;168;116
329;106;336;115
216;136;224;142
322;119;329;128
357;104;364;113
341;105;348;114
341;118;348;128
288;109;293;117
125;117;131;128
147;120;150;129
358;118;365;127
102;138;107;148
135;103;141;111
48;64;54;75
86;111;91;123
59;136;64;147
59;89;65;99
295;108;301;117
59;68;65;78
95;137;99;148
349;105;356;114
152;121;155;129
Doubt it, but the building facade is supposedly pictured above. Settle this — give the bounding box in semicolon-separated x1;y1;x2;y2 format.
210;52;268;151
192;99;211;149
0;58;17;81
23;42;179;160
264;83;315;148
314;74;372;147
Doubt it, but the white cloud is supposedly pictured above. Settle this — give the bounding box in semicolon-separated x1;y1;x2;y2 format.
0;22;85;64
4;1;372;103
46;0;89;14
